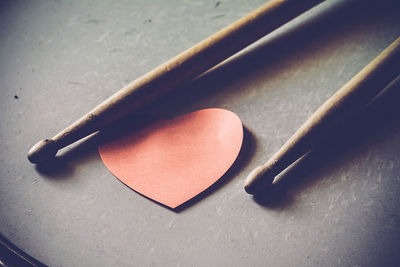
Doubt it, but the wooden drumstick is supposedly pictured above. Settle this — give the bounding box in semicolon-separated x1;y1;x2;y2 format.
244;37;400;194
28;0;325;164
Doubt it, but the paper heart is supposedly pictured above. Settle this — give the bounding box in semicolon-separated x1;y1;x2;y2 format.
98;108;243;208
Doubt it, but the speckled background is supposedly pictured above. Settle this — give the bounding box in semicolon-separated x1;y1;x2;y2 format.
0;0;399;266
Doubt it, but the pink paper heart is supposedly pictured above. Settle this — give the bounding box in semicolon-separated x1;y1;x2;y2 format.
98;108;243;208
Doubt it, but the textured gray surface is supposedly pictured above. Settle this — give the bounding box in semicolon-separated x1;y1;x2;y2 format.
1;0;400;266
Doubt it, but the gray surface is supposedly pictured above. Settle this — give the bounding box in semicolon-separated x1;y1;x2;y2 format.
1;0;400;266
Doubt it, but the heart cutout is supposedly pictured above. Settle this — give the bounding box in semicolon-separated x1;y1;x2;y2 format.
98;108;243;208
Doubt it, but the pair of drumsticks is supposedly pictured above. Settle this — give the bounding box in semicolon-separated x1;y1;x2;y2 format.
28;0;400;194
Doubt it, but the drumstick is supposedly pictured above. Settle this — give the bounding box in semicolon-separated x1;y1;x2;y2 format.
28;0;325;164
244;37;400;194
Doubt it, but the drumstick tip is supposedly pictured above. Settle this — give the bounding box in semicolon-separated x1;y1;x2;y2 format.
244;164;275;194
28;139;58;164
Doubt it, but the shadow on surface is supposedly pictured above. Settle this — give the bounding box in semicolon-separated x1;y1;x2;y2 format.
35;113;162;179
253;76;400;209
36;0;398;174
35;0;399;209
35;134;99;179
148;0;400;116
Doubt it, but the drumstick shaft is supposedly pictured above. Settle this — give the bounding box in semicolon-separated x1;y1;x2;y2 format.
28;0;325;164
244;37;400;194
